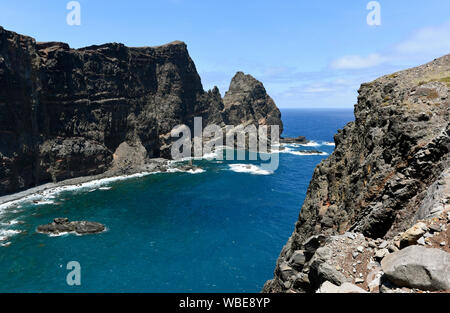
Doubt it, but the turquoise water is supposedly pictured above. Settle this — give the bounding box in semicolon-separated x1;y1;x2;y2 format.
0;109;353;292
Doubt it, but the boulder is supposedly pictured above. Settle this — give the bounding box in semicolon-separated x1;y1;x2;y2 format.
374;248;390;261
381;245;450;291
302;234;326;259
400;222;428;248
278;262;295;281
316;262;348;286
289;250;306;269
308;246;348;288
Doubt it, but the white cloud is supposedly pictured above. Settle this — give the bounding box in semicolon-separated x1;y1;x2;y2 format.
394;22;450;57
330;21;450;71
201;21;450;108
330;53;386;70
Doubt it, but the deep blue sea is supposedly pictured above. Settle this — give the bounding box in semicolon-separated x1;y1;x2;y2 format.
0;109;353;292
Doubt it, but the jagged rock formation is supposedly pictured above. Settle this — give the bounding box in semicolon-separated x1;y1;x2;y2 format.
223;72;283;134
264;55;450;293
0;26;282;196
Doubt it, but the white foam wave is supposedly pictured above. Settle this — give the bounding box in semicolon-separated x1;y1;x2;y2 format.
228;164;273;175
0;171;155;211
48;232;71;238
33;200;55;205
0;229;22;241
282;141;335;148
300;141;320;147
289;151;329;156
166;168;183;173
277;146;328;156
167;167;205;174
187;168;206;174
0;219;21;226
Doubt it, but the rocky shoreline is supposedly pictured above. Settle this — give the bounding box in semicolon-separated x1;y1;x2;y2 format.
0;157;206;208
0;159;163;207
0;26;282;197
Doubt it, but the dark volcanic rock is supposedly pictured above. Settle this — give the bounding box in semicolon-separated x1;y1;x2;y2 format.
223;72;283;135
0;26;283;196
37;218;105;235
298;150;325;155
264;55;450;293
280;136;309;144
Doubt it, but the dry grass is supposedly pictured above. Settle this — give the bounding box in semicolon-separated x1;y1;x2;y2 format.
427;90;440;99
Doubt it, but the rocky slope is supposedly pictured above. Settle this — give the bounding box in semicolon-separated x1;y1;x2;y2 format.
0;26;282;196
263;55;450;293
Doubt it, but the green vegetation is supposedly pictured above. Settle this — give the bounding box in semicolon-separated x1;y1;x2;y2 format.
439;77;450;87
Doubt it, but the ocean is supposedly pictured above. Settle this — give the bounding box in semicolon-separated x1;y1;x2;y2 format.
0;109;354;292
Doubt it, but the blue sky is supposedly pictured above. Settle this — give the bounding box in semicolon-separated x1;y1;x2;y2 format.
1;0;449;108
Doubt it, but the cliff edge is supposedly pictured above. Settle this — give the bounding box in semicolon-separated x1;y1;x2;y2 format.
263;55;450;293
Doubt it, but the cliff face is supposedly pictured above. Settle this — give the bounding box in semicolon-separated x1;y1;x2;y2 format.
264;55;450;293
0;27;282;196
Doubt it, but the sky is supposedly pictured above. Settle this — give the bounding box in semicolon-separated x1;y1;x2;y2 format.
0;0;449;108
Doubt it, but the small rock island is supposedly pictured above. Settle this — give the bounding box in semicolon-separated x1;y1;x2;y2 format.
37;218;106;236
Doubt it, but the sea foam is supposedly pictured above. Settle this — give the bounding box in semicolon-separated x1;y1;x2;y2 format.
0;229;22;242
0;171;155;211
278;146;328;156
228;164;273;175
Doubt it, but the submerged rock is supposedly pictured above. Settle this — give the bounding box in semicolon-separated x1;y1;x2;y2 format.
37;218;105;235
297;150;326;155
280;136;309;144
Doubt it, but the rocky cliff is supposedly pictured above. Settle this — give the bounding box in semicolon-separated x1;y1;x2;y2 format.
264;55;450;293
0;26;282;196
